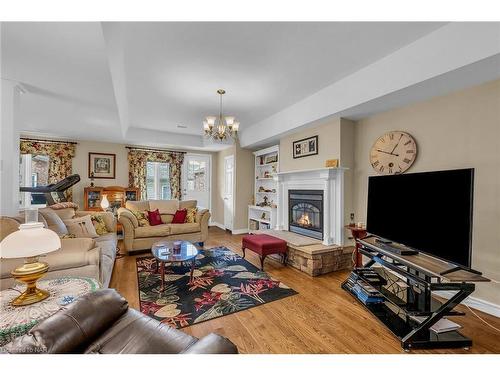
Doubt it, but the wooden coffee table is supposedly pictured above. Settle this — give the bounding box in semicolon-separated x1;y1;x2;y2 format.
151;240;199;292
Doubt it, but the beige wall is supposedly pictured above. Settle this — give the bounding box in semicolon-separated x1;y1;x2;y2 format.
278;117;356;237
72;141;217;213
353;79;500;305
72;140;129;209
340;118;355;230
279;119;342;172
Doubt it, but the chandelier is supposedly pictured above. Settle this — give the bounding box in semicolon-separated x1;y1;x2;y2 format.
203;89;239;141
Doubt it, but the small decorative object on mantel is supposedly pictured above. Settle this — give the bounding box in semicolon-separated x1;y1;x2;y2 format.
370;131;417;175
88;152;116;179
325;159;339;168
293;135;318;159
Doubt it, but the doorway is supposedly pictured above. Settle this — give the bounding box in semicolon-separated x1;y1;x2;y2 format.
182;154;211;211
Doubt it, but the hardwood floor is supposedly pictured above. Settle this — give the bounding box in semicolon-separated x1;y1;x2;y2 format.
110;227;500;354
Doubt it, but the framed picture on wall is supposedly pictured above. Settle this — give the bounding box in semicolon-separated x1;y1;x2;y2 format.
293;135;318;159
88;152;116;179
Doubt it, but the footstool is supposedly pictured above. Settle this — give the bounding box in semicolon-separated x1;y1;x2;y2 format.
241;234;288;270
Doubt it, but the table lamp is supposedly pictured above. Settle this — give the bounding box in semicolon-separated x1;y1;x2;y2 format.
100;194;110;211
0;221;61;306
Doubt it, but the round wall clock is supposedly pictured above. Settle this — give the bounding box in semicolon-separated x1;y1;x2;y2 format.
370;131;417;175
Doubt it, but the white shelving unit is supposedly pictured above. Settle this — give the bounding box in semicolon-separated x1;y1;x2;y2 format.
248;145;279;232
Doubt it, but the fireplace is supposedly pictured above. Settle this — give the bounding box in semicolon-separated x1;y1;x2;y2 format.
288;190;324;240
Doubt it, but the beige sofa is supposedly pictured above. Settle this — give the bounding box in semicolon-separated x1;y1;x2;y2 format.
118;200;210;254
0;208;117;290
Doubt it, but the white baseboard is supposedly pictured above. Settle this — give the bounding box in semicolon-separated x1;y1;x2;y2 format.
232;228;249;235
433;291;500;318
209;222;249;235
209;222;226;230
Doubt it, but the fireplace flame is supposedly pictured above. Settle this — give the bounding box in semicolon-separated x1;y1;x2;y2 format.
297;214;311;226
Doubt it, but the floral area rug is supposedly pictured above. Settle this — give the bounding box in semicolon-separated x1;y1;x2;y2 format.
136;246;297;328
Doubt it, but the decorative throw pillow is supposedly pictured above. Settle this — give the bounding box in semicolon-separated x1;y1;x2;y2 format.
185;207;198;223
49;202;79;210
147;209;163;226
59;233;76;239
172;209;187;224
39;208;69;235
131;210;150;227
63;215;99;238
90;214;109;235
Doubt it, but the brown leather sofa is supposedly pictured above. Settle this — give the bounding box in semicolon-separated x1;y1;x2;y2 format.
1;289;238;354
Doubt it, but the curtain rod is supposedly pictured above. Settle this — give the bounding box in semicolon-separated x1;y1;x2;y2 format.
20;137;78;145
125;146;186;154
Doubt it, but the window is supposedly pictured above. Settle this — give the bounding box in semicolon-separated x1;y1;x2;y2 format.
186;160;207;192
146;161;171;200
19;154;50;207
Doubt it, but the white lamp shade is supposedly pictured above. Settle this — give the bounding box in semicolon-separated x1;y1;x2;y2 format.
0;222;61;259
101;194;110;209
225;116;235;126
205;116;217;126
232;121;240;131
203;120;210;130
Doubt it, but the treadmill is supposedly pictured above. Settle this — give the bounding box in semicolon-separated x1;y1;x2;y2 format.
20;174;80;205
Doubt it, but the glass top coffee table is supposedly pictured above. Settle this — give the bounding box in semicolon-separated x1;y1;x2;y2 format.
151;240;199;292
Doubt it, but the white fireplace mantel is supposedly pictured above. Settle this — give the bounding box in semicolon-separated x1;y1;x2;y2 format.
275;167;347;246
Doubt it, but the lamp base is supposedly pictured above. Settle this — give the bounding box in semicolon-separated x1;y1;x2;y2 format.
11;260;50;306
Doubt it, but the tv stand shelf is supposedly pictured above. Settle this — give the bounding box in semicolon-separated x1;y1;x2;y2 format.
342;235;489;351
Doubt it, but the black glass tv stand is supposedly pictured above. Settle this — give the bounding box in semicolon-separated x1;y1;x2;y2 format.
341;235;490;351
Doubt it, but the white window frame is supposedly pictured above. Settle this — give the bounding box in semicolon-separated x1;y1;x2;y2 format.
19;154;48;209
146;161;171;200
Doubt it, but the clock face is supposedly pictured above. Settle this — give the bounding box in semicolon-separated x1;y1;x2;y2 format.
370;131;417;175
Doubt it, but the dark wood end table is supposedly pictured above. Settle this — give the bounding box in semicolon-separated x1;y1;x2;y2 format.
344;225;367;267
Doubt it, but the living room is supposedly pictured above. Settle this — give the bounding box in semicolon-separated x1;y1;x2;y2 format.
1;1;500;372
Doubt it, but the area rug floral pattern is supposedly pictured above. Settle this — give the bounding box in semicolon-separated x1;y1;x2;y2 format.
136;246;297;328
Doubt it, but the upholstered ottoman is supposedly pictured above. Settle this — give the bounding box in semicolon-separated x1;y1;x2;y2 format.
241;234;288;270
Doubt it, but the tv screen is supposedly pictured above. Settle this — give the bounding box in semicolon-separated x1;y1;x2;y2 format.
366;168;474;267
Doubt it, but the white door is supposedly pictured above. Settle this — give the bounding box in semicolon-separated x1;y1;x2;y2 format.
223;155;234;230
182;154;211;210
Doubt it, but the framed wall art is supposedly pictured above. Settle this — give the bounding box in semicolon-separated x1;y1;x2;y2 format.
293;135;318;159
88;152;116;179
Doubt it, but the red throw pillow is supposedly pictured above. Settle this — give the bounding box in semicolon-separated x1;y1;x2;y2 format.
172;209;187;224
147;209;163;226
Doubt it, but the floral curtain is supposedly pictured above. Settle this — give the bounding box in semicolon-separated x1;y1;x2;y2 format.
20;140;77;201
128;149;185;200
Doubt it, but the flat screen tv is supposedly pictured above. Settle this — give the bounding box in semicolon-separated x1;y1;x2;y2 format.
366;168;474;268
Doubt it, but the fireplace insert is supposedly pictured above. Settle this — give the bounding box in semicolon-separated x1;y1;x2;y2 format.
288;190;323;240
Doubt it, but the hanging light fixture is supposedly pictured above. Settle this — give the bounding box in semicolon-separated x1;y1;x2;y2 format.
203;89;239;141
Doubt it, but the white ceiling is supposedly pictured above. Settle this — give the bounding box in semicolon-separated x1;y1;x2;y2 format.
120;22;445;134
2;22;499;150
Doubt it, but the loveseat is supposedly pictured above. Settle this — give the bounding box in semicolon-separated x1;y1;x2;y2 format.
117;199;210;254
1;288;238;354
0;207;117;290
